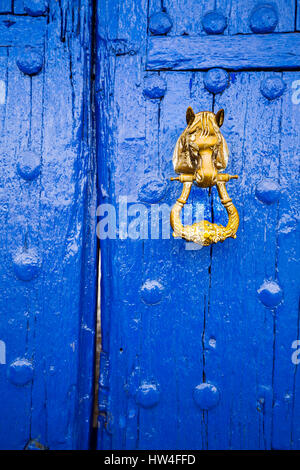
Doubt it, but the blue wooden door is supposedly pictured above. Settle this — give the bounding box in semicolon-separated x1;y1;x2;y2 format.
0;1;97;450
97;0;300;450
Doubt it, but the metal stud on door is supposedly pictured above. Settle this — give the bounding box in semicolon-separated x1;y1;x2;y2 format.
97;0;300;451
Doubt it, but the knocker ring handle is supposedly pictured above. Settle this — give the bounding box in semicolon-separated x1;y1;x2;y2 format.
170;107;239;247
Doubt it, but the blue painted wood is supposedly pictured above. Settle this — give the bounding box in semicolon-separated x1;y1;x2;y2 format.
158;0;295;35
214;0;295;34
96;0;152;450
271;71;300;450
147;33;300;71
0;1;12;13
208;71;285;449
13;0;47;15
97;0;300;451
0;0;97;450
0;15;45;46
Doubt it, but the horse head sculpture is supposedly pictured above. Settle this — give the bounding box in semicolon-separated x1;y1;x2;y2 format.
170;107;239;246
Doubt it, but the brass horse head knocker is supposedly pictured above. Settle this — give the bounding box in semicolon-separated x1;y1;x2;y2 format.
170;107;239;246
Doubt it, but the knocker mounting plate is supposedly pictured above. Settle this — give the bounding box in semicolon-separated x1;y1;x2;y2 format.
170;107;239;246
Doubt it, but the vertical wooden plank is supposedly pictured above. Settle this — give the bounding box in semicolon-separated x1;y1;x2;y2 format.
138;71;213;449
97;0;149;450
271;72;300;450
0;1;12;13
158;0;295;35
0;0;96;450
0;48;8;137
0;45;34;450
204;71;284;449
11;46;46;448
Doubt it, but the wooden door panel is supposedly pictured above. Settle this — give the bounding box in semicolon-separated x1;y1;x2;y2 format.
151;0;296;35
0;1;97;450
98;0;299;450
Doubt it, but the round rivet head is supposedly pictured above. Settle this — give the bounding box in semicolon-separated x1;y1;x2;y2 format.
204;68;229;94
149;11;173;35
16;48;43;76
140;280;164;305
17;151;41;181
138;178;167;203
202;11;227;35
260;77;286;100
13;248;41;281
256;179;280;204
249;5;278;33
193;383;220;410
23;0;47;16
136;383;160;408
8;358;33;386
257;280;283;308
144;75;167;99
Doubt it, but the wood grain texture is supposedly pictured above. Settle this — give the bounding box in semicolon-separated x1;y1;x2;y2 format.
0;0;97;450
271;72;300;450
215;0;296;35
147;33;300;71
155;72;213;449
98;0;300;451
151;0;295;35
96;0;149;450
0;16;45;46
209;72;285;449
0;1;12;13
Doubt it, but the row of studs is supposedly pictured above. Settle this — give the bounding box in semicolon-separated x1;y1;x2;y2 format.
136;273;283;410
13;52;44;282
140;279;283;309
149;4;279;36
144;71;286;101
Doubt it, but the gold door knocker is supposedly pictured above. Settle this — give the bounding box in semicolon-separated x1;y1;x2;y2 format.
170;107;239;246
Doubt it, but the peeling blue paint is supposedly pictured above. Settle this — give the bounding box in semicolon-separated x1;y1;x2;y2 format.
249;4;278;33
256;179;280;204
202;11;227;35
0;0;97;451
204;68;229;94
136;383;160;408
257;280;283;308
0;0;299;452
260;76;286;100
149;11;173;36
97;0;300;451
193;383;220;410
8;358;34;386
